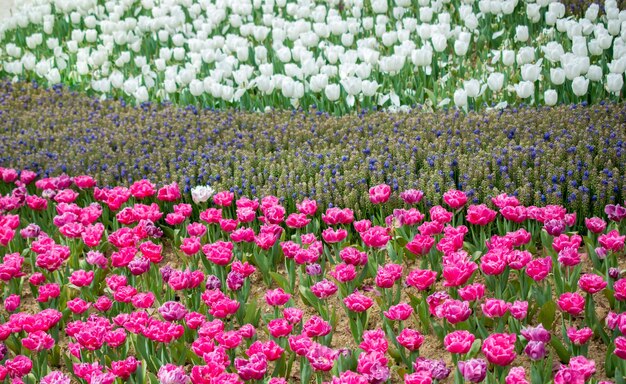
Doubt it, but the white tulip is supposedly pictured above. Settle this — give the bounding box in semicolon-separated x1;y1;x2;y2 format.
527;4;541;23
255;75;274;94
173;47;185;61
362;80;379;97
585;4;599;22
545;11;557;26
587;65;603;81
502;1;516;15
487;72;504;92
411;46;433;67
572;76;589;96
515;81;534;99
516;47;535;65
310;74;328;93
550;67;566;85
453;89;467;107
325;84;340;101
465;14;479;30
372;0;388;14
46;68;61;84
521;62;542;82
43;15;54;34
340;76;362;96
515;26;529;42
341;33;354;47
502;50;515;66
606;73;624;94
431;33;447;53
544;89;558;106
588;40;603;56
549;2;565;18
191;185;215;204
464;79;480;98
454;40;469;56
420;7;433;23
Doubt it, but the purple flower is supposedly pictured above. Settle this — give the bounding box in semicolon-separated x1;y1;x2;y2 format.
605;204;626;222
159;301;188;322
524;341;547;360
458;358;487;383
226;271;245;291
205;274;222;290
306;263;322;276
521;324;551;342
544;219;565;236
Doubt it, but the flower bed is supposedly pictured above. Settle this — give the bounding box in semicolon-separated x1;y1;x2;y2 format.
0;82;624;225
0;169;625;383
0;0;624;111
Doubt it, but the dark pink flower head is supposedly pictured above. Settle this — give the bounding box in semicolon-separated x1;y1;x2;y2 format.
434;299;471;324
296;198;317;215
322;228;347;244
41;371;71;384
458;283;486;301
482;333;517;366
396;328;425;351
557;292;585;316
481;299;510;318
361;226;391;248
359;329;388;353
505;367;528;384
344;292;374;313
213;191;234;207
500;205;527;223
357;351;389;383
265;288;291;307
557;247;581;267
306;343;339;371
466;204;497;226
585;217;606;234
369;184;391;204
567;327;593;346
525;257;552;282
444;330;475;354
322;207;354;226
406;234;435;256
553;367;585;384
406;268;437;291
303;316;331;337
509;301;529;320
568;356;595;380
599;230;625;252
339;247;368;266
235;353;268;381
157;364;190;384
375;263;403;288
400;189;424;205
443;190;467;209
578;273;607;294
311;279;338;299
384;302;413;321
157;183;181;202
430;205;452;224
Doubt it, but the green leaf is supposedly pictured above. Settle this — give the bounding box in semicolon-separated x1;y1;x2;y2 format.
537;301;556;330
270;271;290;292
467;339;483;359
549;338;571;364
